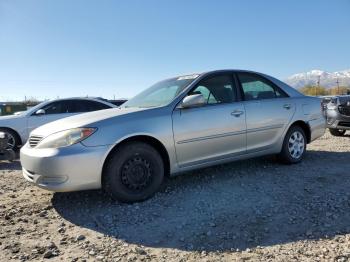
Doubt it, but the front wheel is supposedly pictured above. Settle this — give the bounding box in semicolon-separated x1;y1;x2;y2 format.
103;142;164;203
0;128;20;150
279;126;306;164
329;128;346;137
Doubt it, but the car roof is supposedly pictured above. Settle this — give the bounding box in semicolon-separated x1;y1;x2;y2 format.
43;97;117;107
170;69;268;80
322;95;350;99
201;69;265;75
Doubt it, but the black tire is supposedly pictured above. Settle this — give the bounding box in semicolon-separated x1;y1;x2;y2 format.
103;141;164;203
278;125;307;164
0;128;20;150
329;128;346;137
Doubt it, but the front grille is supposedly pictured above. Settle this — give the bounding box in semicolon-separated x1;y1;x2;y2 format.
25;169;35;181
338;105;350;116
28;135;43;147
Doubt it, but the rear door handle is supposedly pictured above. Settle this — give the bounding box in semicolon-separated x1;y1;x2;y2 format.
283;104;291;110
231;110;244;117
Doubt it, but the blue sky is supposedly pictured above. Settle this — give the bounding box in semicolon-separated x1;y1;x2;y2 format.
0;0;349;101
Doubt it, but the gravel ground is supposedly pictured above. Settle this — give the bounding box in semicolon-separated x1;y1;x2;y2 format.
1;131;350;262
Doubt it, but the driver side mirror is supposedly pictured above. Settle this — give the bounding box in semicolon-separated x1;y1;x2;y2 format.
35;109;46;116
180;94;206;109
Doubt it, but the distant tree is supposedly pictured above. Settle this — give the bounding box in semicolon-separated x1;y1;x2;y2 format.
299;85;328;96
328;86;350;95
22;96;41;106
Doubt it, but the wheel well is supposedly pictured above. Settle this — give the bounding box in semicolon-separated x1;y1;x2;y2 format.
102;135;171;179
290;121;311;143
0;127;22;145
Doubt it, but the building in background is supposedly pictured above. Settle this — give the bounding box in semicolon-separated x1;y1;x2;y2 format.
0;101;41;116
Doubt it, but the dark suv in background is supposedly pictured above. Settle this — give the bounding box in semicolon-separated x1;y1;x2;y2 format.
322;95;350;136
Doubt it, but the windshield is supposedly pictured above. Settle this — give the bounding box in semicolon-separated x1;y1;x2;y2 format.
122;75;199;108
339;96;350;105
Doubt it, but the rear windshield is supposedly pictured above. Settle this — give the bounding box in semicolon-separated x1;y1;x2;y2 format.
321;97;336;109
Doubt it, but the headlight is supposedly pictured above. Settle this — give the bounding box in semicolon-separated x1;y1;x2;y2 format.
36;128;97;149
327;104;337;110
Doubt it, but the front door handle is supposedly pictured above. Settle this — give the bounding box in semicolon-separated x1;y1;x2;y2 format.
231;110;244;117
283;104;291;110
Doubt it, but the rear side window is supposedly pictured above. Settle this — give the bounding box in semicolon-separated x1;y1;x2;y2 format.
237;73;287;101
69;100;111;113
189;74;236;105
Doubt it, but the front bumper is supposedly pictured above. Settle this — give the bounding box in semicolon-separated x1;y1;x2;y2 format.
326;109;350;130
326;118;350;130
20;143;110;192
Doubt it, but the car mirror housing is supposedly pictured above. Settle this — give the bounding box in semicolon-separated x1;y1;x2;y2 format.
35;109;46;115
181;94;206;109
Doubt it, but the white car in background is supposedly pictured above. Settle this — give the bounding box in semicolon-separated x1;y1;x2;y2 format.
0;97;117;149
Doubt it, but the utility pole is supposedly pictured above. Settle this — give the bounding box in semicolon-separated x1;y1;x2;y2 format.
336;78;340;95
316;75;320;96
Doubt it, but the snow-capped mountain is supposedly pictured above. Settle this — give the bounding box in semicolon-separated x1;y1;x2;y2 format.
285;69;350;89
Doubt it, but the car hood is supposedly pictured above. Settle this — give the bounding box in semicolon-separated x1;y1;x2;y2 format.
0;114;24;122
31;107;146;137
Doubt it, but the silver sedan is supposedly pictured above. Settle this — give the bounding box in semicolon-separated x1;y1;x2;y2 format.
20;70;325;202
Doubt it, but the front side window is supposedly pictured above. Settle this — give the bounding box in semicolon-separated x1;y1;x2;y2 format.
41;101;70;114
237;73;286;101
189;74;236;105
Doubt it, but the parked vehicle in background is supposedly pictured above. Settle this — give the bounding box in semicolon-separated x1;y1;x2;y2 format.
0;97;116;149
322;95;350;136
0;132;16;161
93;98;127;107
21;70;325;203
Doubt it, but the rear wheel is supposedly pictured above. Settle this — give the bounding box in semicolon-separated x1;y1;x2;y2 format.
329;128;346;137
0;128;20;150
103;141;164;203
279;125;306;164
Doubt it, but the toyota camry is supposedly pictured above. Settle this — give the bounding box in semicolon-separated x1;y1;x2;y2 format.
20;70;325;202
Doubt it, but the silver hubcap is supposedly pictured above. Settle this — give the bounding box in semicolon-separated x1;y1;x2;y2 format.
6;133;16;149
288;131;305;159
